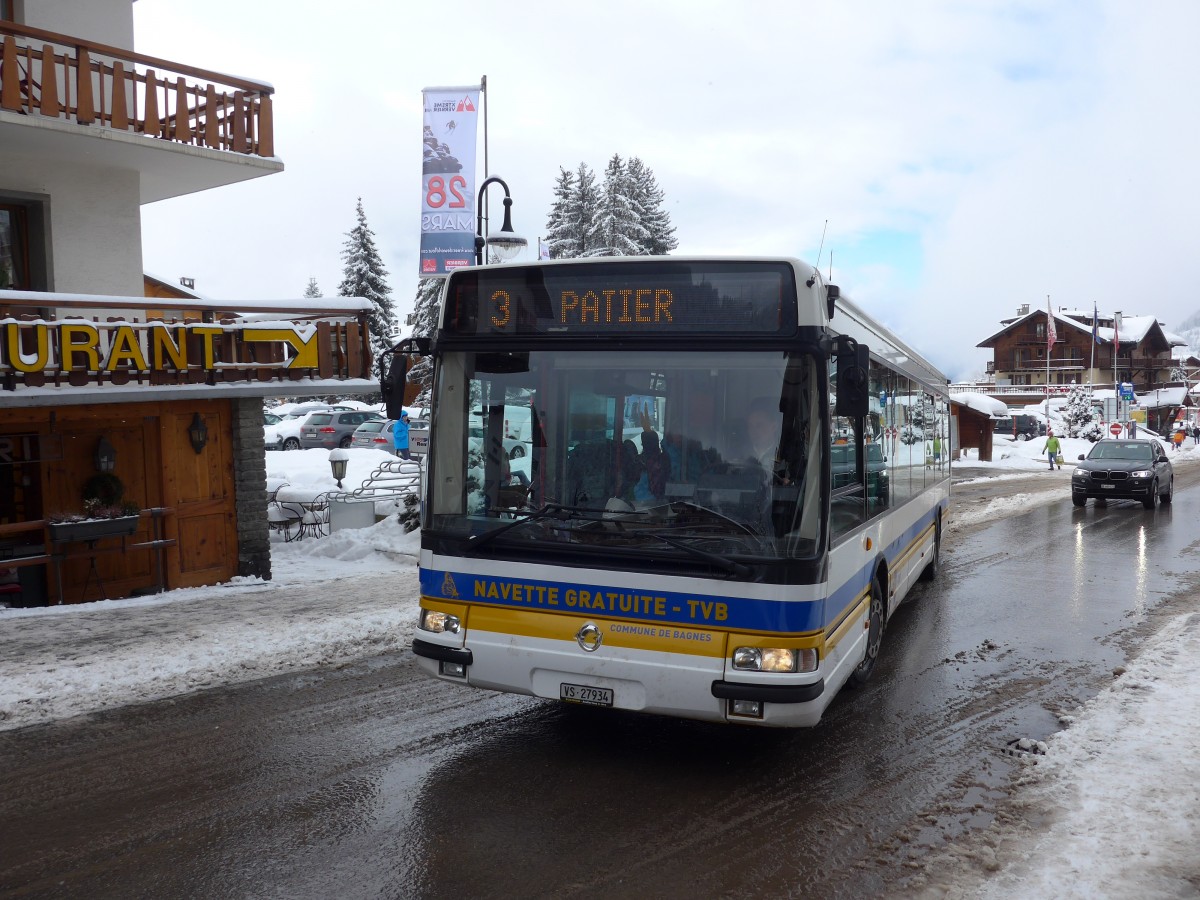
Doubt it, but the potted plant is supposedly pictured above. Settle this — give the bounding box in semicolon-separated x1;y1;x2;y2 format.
48;474;141;543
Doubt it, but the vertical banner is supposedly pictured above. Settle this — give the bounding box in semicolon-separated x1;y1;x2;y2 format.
419;85;481;276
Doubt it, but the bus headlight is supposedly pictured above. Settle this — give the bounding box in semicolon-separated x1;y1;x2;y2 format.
732;647;818;673
419;608;461;634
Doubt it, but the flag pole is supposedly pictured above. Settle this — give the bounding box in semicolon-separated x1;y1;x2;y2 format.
1089;302;1096;385
1045;295;1052;424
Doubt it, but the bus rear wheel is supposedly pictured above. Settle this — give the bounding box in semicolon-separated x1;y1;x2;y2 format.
851;576;885;685
918;517;940;582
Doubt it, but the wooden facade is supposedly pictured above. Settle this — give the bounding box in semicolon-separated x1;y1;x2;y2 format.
0;291;378;607
1;398;238;604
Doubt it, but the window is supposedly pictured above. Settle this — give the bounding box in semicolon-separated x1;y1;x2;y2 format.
0;1;14;21
0;205;28;291
0;196;49;317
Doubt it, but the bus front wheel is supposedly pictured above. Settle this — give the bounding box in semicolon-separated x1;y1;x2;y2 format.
851;576;885;685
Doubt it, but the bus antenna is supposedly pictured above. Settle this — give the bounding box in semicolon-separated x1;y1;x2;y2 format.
809;220;829;287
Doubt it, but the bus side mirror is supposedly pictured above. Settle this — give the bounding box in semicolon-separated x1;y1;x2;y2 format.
380;337;431;419
826;283;840;320
381;353;409;419
836;342;870;420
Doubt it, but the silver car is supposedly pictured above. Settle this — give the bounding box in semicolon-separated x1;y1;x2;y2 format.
350;418;397;451
299;410;382;450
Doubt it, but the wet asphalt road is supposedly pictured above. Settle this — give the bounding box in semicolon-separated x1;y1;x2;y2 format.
2;466;1199;899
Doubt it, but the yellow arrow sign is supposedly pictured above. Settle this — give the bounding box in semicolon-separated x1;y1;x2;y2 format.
242;328;319;369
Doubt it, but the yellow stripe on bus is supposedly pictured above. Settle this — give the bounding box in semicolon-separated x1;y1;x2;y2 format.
421;602;828;659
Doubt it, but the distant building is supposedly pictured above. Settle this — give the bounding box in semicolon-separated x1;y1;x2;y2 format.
976;303;1187;391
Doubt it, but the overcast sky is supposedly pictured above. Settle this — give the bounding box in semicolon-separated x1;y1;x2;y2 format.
133;0;1200;382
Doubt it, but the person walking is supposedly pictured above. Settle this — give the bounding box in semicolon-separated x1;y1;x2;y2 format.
393;412;411;460
1041;430;1062;470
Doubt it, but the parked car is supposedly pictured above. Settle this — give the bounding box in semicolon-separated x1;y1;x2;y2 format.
993;415;1046;441
350;418;397;451
273;407;335;450
1071;438;1173;509
263;412;284;451
300;410;383;450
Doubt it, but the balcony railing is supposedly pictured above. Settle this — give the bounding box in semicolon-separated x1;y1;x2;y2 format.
0;21;273;157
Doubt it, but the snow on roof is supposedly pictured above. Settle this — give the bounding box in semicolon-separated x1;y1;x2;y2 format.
1136;386;1187;407
979;309;1184;348
952;392;1009;417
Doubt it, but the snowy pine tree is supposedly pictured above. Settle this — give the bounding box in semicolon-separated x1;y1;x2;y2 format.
1062;384;1103;440
338;198;396;366
405;277;443;409
543;168;578;259
588;154;649;257
303;277;322;298
545;157;676;258
545;163;601;259
627;157;678;255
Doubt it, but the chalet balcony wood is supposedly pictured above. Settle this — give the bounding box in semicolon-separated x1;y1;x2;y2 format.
0;21;273;157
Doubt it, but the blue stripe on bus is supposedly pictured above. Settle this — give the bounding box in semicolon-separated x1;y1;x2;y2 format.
420;501;945;635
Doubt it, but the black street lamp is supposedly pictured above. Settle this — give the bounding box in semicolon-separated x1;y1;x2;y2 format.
475;175;527;265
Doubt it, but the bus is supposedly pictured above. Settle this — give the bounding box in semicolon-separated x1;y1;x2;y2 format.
383;257;950;727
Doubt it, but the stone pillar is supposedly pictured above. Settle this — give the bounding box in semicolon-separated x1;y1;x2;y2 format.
231;397;271;580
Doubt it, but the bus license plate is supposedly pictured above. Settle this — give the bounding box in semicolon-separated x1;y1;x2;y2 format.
560;683;613;707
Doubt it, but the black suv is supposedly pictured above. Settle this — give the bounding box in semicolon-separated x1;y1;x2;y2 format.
1071;439;1173;509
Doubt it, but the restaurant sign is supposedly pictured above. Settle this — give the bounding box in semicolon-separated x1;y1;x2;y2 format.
1;320;319;375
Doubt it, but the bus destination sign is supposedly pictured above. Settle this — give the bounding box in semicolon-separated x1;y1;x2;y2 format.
442;261;796;336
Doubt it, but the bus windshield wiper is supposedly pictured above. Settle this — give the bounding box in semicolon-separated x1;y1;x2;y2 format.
649;533;753;578
464;503;603;554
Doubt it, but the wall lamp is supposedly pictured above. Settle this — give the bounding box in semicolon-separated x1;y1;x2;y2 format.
94;436;116;473
188;413;209;454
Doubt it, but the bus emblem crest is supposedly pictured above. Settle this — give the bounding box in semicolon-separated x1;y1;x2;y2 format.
441;572;459;599
575;622;603;652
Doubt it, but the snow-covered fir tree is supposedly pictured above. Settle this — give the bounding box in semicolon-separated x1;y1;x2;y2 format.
303;277;322;298
1062;384;1103;440
337;198;396;366
544;163;601;259
588;154;649;257
627;156;678;255
405;277;443;409
544;157;676;258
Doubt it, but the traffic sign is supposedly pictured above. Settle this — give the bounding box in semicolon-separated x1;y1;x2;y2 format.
1109;423;1122;436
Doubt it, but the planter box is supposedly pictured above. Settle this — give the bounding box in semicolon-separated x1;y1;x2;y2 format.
48;516;139;544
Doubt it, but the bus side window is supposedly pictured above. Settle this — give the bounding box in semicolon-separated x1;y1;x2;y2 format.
828;354;866;540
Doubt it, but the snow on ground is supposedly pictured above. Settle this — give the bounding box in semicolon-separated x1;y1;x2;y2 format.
2;439;1199;895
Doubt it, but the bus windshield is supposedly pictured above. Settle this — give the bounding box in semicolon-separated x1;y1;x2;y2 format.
426;348;824;562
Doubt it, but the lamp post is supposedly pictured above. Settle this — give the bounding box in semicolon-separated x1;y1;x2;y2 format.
328;448;349;489
475;175;527;265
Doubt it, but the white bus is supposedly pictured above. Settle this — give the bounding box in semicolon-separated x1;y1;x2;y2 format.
384;257;950;727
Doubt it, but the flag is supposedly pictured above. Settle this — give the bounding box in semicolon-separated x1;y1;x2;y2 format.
1092;302;1101;344
1046;299;1057;353
1114;311;1121;350
538;238;551;260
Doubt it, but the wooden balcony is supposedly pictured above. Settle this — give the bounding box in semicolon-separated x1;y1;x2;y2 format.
1;20;273;158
